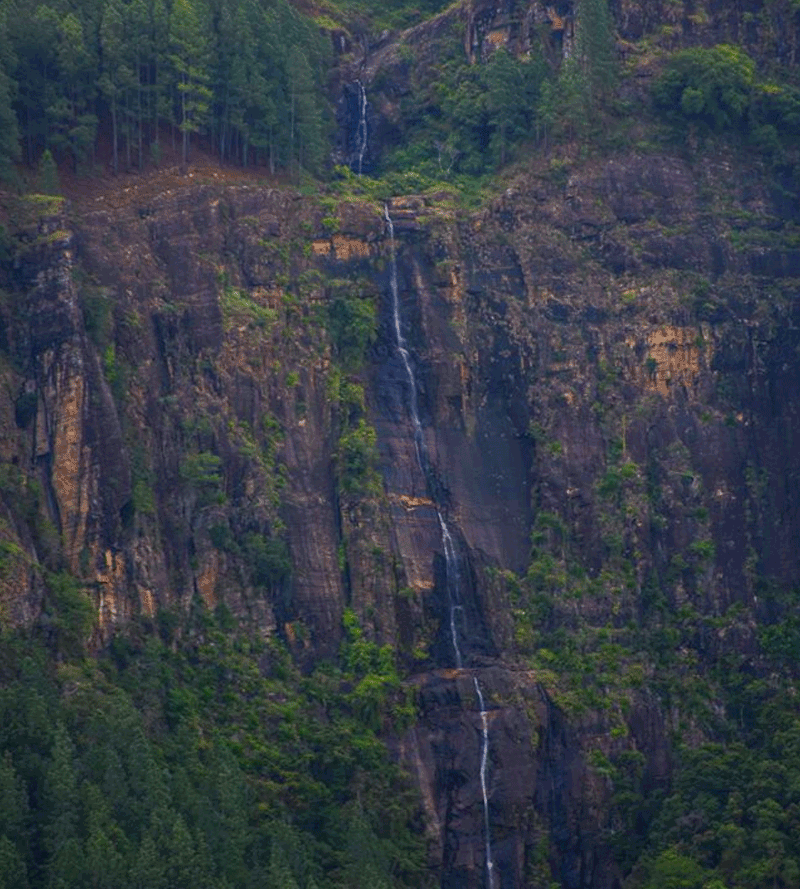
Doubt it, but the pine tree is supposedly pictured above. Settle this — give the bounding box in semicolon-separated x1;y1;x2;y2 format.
0;836;28;889
48;11;98;170
249;2;283;171
11;5;59;164
124;0;151;170
574;0;617;113
43;724;85;889
84;783;129;889
0;753;29;879
169;0;212;168
146;0;170;162
130;831;166;889
99;0;134;174
0;7;19;177
210;0;240;162
39;148;60;195
484;48;546;167
164;811;202;888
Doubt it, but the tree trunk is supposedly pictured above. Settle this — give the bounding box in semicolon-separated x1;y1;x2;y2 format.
181;85;188;170
111;99;118;174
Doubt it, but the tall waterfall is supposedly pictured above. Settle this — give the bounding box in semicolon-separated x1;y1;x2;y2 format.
385;205;461;666
384;204;495;887
474;676;496;889
355;80;368;175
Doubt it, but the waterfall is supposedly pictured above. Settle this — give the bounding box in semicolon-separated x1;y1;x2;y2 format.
385;206;425;471
474;676;496;889
384;204;495;886
439;512;463;669
385;204;460;663
355;80;368;175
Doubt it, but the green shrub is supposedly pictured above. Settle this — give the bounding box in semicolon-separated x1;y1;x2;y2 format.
45;571;94;658
81;286;114;349
327;284;377;370
337;419;381;497
653;44;755;132
242;532;291;592
179;452;225;506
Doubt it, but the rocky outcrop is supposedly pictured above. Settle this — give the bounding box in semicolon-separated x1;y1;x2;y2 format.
0;197;130;628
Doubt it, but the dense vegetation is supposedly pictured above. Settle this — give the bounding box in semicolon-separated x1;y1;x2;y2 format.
381;18;800;193
0;603;425;889
1;0;800;187
0;0;330;177
512;509;800;888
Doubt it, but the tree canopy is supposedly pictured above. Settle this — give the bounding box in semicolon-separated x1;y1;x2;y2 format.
0;0;330;176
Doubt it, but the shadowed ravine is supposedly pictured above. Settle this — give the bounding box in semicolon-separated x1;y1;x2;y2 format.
385;205;496;888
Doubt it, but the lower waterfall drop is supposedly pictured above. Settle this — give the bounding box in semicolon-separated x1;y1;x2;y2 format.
474;676;496;889
385;204;495;887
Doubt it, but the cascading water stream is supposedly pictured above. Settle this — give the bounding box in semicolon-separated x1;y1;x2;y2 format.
439;513;463;670
385;206;426;476
355;80;368;175
385;206;460;659
384;204;495;887
474;677;496;889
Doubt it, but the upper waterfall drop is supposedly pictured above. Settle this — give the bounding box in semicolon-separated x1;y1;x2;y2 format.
385;203;462;663
384;204;426;473
355;80;368;175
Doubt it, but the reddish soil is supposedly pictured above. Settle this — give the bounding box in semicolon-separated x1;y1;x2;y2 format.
0;136;292;226
61;142;287;215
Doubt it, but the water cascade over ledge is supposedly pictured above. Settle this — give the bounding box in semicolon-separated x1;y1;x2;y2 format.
384;204;496;888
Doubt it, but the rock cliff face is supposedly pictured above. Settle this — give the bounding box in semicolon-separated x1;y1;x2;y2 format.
3;3;800;886
2;140;799;885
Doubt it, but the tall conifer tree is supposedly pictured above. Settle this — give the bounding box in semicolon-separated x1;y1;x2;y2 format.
169;0;211;168
0;5;19;175
574;0;617;112
99;0;132;174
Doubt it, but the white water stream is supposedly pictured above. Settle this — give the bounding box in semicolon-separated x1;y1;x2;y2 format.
474;676;496;889
355;80;367;175
385;204;496;888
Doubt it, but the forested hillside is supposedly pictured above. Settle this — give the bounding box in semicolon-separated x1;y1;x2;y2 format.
0;0;333;176
2;0;800;185
2;2;800;889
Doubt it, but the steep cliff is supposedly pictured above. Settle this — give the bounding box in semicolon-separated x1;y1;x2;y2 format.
1;138;798;886
2;1;800;887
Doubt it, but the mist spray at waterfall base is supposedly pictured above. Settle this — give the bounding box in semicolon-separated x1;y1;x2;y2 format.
385;205;496;888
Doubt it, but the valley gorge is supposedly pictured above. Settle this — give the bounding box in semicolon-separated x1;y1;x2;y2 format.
2;2;800;888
